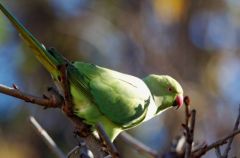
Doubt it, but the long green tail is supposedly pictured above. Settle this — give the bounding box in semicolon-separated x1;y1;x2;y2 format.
0;3;62;76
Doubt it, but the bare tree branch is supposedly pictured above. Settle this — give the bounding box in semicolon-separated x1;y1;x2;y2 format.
118;132;158;158
183;96;196;158
222;105;240;158
96;123;119;158
29;116;66;158
0;84;62;108
192;104;240;158
193;129;240;157
59;64;73;115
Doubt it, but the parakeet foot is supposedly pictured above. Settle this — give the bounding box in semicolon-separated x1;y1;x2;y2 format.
42;86;63;109
73;125;91;138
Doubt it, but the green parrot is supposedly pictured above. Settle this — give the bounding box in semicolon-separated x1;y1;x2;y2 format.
0;3;183;141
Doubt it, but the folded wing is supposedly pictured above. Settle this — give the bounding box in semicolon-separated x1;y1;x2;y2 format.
70;62;152;128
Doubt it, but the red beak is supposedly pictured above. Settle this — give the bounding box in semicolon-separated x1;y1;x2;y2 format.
175;95;183;109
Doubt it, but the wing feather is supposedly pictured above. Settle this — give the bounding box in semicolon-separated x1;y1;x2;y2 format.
70;62;151;127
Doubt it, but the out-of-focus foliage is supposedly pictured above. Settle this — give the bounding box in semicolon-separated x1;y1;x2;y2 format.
0;0;240;157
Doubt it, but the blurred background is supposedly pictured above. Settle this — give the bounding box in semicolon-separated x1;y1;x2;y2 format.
0;0;240;157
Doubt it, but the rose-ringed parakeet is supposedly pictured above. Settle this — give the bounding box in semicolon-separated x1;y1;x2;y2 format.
0;3;184;141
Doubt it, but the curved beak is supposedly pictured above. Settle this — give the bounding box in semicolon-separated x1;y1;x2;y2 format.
173;95;183;109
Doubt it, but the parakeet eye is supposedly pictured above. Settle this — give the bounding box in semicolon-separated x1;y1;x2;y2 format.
168;87;173;92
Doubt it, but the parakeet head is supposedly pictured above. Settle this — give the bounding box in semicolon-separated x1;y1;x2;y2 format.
143;75;183;114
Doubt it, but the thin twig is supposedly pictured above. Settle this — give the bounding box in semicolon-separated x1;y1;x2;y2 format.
58;64;91;135
184;109;196;158
222;105;240;158
183;96;196;158
118;132;158;158
59;64;73;115
29;116;66;158
67;144;90;158
185;97;190;130
67;146;81;158
215;147;222;158
96;123;119;158
189;109;196;146
0;84;62;108
192;105;240;158
193;129;240;157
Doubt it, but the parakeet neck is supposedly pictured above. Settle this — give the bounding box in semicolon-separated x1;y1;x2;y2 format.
143;75;170;115
142;75;159;100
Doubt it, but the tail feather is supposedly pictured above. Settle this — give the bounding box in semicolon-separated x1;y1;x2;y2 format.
0;3;61;76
